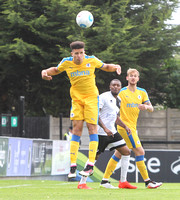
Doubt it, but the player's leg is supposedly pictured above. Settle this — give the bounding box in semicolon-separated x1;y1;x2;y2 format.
118;128;149;181
79;123;98;176
100;154;119;189
79;96;99;177
115;147;137;189
133;147;162;188
133;146;148;180
78;135;106;189
68;120;83;179
100;133;124;189
68;100;84;179
78;153;101;189
101;131;137;189
119;128;162;188
77;159;92;189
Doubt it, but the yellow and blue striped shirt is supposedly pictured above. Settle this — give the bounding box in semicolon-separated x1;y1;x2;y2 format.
118;86;150;130
57;55;104;100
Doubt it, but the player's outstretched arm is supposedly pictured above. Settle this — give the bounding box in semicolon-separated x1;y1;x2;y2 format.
101;64;121;75
41;67;60;81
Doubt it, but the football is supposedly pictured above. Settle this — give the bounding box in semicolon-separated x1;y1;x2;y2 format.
76;10;94;28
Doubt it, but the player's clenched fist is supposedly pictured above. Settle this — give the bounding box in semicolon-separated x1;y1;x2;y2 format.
41;70;52;81
115;65;121;75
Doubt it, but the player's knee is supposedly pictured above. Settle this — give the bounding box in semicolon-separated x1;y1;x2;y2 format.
72;126;83;135
133;146;145;156
122;148;130;156
135;148;145;156
86;123;97;134
125;148;131;155
117;146;130;156
139;148;145;155
72;130;82;136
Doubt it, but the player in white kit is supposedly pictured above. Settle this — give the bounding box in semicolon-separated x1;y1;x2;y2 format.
78;79;137;189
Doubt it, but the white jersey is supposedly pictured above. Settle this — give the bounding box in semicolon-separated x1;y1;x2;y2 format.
98;91;121;136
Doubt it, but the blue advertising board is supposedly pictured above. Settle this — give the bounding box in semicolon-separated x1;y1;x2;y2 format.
6;138;32;176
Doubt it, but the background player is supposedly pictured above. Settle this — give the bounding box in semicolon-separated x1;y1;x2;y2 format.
117;68;162;189
78;79;137;189
41;41;121;180
64;125;73;141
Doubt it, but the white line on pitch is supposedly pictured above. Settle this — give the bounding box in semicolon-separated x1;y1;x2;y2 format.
0;184;31;189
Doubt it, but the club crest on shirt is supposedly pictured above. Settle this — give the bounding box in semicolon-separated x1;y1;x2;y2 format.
138;95;141;99
86;63;91;67
70;113;74;117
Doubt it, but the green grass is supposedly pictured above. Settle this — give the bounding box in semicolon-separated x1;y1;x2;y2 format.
0;180;179;200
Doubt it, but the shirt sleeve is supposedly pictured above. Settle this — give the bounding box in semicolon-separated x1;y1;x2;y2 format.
142;90;150;104
93;56;104;69
56;58;67;73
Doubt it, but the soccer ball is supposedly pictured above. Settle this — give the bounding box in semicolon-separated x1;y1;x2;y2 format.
76;10;94;28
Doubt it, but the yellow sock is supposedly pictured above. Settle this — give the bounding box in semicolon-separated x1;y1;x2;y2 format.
88;141;98;163
103;155;119;179
136;155;149;180
70;140;79;164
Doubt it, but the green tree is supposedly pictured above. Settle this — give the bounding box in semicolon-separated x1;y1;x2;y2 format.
162;57;180;108
0;0;75;115
0;0;179;117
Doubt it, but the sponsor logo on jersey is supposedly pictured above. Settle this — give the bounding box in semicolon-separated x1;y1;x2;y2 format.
70;70;90;77
127;103;138;107
126;103;138;108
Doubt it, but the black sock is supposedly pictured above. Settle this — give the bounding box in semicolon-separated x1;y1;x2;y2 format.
145;180;151;186
101;180;109;184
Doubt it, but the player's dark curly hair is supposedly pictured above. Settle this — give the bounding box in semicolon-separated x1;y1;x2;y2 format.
70;41;85;50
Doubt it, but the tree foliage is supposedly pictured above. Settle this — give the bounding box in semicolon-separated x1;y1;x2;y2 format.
0;0;179;116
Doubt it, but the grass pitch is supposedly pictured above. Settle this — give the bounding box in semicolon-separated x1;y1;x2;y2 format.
0;180;179;200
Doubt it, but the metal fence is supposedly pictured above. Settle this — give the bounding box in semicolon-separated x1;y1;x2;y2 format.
0;114;49;139
25;116;49;139
0;114;12;137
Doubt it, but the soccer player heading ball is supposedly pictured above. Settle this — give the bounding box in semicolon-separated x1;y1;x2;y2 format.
41;41;121;180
